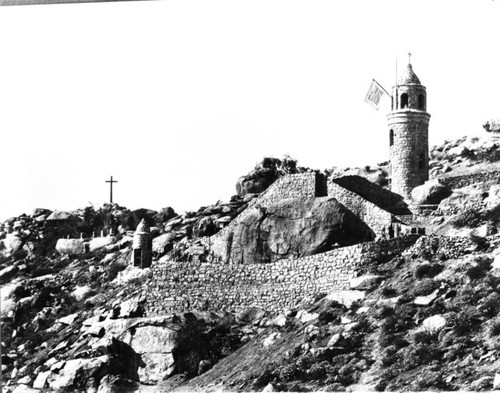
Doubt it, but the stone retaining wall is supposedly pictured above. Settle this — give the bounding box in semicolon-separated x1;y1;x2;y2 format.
439;169;500;189
327;182;393;238
143;236;418;316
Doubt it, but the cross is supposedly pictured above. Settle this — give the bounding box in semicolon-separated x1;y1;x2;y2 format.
408;52;412;65
105;176;118;203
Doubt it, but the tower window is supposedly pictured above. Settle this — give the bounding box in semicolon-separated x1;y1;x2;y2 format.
418;153;425;169
401;93;408;109
418;94;425;110
389;129;394;146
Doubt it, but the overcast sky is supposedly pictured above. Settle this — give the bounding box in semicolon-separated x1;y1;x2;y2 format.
1;0;499;220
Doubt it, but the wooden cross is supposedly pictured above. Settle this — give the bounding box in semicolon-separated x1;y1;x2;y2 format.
105;176;117;203
408;52;412;65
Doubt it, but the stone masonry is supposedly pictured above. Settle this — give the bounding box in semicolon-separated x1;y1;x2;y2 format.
202;172;319;262
143;236;418;316
327;181;393;238
388;62;431;199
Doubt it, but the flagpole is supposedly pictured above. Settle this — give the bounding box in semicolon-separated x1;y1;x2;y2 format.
395;54;398;110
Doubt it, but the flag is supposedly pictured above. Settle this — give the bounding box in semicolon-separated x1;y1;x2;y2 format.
364;79;389;110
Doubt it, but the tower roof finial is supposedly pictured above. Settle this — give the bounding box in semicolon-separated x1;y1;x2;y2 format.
408;52;412;65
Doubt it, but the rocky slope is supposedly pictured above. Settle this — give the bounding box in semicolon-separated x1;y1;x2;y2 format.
3;133;500;392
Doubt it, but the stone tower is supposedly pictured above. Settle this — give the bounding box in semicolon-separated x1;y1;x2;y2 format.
388;60;431;199
131;219;152;268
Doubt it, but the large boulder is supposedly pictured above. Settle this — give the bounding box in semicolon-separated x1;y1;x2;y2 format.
411;179;451;205
119;324;177;384
152;233;176;255
154;207;177;226
236;168;278;197
46;210;76;221
236;156;301;197
89;236;118;252
195;217;217;237
0;234;23;256
222;197;373;264
483;119;500;133
55;239;87;255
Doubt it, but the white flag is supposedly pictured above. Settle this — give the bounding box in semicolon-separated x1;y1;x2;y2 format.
364;79;389;110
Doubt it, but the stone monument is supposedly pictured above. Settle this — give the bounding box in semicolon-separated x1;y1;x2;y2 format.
131;219;152;268
388;56;431;199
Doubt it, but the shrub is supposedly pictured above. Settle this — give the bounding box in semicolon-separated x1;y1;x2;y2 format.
411;278;440;297
252;363;278;388
489;320;500;337
380;286;398;298
380;346;398;367
401;343;442;370
414;262;444;279
278;363;301;382
480;292;500;317
381;304;416;335
412;330;436;345
451;306;482;335
338;364;358;386
307;361;329;380
107;260;127;281
375;305;394;320
452;207;485;228
466;257;492;280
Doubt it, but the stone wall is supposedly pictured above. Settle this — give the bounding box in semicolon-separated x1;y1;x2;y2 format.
256;172;319;206
143;236;418;316
438;169;500;189
202;172;319;261
327;182;393;238
388;111;430;199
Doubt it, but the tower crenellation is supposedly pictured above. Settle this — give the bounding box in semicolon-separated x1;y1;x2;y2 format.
388;59;431;199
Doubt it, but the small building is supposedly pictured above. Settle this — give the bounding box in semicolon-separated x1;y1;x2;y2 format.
131;219;152;268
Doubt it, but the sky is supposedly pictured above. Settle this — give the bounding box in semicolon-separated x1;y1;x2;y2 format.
1;0;500;220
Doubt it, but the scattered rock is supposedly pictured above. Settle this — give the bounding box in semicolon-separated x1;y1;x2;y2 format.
0;265;18;282
470;376;493;391
349;275;383;291
326;290;366;308
493;373;500;389
117;298;144;319
327;333;343;347
198;359;213;375
422;314;447;333
56;313;79;326
296;310;318;324
236;307;267;325
263;332;281;347
33;370;51;389
11;385;40;393
71;285;95;302
262;382;276;392
414;289;439;306
411;179;451;205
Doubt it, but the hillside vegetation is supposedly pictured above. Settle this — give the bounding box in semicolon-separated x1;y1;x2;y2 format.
2;133;500;392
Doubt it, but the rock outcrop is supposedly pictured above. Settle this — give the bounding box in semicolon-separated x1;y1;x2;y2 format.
411;179;452;205
224;197;373;264
483;119;500;133
236;156;305;197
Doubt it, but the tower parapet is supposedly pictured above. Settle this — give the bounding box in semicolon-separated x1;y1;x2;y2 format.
388;61;431;199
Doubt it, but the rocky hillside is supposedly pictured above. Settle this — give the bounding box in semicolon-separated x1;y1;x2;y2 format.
3;132;500;392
